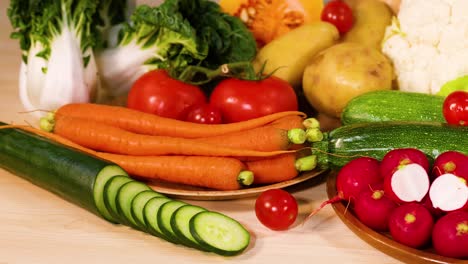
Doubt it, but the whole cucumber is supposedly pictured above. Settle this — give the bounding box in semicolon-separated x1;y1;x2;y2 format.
312;121;468;169
341;90;446;125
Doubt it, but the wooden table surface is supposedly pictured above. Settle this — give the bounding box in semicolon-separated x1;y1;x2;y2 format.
0;2;404;264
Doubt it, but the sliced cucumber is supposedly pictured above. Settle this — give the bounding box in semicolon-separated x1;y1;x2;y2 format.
143;196;174;241
116;181;151;227
103;175;134;223
190;211;250;256
157;200;187;244
171;205;208;250
131;190;164;230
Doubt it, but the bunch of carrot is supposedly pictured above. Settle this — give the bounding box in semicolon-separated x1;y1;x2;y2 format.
35;103;321;191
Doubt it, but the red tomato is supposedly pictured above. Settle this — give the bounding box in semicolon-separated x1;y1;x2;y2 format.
209;76;298;123
127;70;207;120
443;91;468;126
185;103;223;124
321;0;354;35
255;189;298;230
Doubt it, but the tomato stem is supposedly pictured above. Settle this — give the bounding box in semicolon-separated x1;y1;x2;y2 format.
175;61;257;85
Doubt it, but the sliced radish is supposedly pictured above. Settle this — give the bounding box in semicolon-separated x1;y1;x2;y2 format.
389;163;430;203
429;173;468;212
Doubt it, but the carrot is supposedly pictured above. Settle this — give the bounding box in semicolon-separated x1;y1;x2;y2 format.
269;115;306;130
55;103;306;138
195;125;306;151
246;153;317;185
43;115;294;160
0;125;254;191
97;153;253;191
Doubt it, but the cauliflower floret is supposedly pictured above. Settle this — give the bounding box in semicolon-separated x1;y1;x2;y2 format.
382;0;468;94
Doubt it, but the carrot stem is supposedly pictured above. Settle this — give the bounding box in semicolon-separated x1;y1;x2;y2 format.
238;171;255;186
295;155;317;172
305;127;324;142
287;128;307;145
303;118;320;129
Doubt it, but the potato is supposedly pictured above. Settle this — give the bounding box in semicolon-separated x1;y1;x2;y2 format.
302;42;393;118
253;21;339;88
342;0;393;50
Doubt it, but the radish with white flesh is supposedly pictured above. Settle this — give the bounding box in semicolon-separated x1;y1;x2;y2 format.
354;183;398;232
385;163;430;204
380;148;430;204
388;203;434;249
420;194;445;219
429;173;468;213
432;151;468;181
306;157;382;218
432;211;468;259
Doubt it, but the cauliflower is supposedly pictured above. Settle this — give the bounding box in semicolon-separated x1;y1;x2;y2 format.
382;0;468;94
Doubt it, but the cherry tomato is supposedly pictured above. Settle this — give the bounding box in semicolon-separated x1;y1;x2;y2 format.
321;0;354;35
255;189;298;230
443;90;468;126
185;103;223;124
127;69;207;120
209;76;298;123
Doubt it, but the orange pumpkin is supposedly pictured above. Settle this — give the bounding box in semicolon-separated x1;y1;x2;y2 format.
219;0;324;47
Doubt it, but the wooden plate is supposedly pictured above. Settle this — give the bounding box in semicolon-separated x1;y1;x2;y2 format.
146;169;326;201
326;173;464;264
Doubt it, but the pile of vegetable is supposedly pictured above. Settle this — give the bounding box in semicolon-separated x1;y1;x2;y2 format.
328;148;468;259
8;0;257;115
0;124;250;256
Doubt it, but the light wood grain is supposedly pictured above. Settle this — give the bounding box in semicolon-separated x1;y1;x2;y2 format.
0;1;404;264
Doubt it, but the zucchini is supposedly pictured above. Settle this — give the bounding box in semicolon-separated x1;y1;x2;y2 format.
158;200;187;244
0;125;128;223
103;175;134;222
190;211;250;256
131;190;164;230
116;181;151;227
341;90;446;125
312;121;468;169
171;205;208;250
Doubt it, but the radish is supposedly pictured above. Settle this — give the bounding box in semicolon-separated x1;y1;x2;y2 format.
388;203;434;249
380;148;430;179
420;194;445;219
380;148;431;204
432;211;468;259
384;163;430;204
306;157;382;219
335;157;382;203
432;151;468;181
429;173;468;213
354;183;398;232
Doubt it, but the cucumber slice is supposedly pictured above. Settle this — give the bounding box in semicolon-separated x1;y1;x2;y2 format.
103;175;134;223
143;196;174;241
116;181;151;227
171;205;207;250
131;190;164;230
190;211;250;256
157;200;187;244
